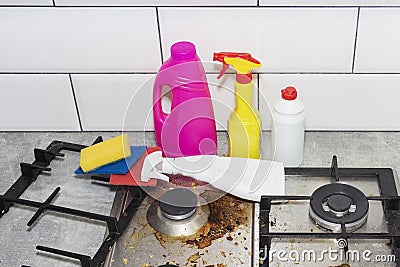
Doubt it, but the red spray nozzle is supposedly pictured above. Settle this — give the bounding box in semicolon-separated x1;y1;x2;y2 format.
213;52;261;81
213;52;260;65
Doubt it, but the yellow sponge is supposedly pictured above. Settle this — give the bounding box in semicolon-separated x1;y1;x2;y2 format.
80;134;131;172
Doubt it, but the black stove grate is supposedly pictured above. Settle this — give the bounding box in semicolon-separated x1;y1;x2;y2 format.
0;137;146;267
259;156;400;267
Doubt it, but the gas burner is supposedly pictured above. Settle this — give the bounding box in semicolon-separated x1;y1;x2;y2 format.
159;188;198;220
147;188;209;237
309;183;369;232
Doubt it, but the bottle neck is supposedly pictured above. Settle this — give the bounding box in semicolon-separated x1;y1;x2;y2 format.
236;72;252;84
235;81;254;112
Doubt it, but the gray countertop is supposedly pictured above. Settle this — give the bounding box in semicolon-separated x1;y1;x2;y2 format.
0;131;399;267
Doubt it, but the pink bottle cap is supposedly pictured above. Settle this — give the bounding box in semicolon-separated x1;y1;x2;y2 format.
171;41;196;61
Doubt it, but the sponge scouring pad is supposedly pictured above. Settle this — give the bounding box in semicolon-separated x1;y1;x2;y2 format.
75;146;146;175
110;147;160;186
79;134;131;172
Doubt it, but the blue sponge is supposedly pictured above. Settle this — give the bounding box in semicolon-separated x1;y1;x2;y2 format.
74;146;146;175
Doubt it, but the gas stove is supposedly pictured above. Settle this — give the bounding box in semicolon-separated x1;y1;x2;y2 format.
258;156;400;267
1;137;399;267
107;156;400;267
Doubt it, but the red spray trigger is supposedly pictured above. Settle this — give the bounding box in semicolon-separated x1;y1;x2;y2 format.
217;64;229;79
213;52;234;79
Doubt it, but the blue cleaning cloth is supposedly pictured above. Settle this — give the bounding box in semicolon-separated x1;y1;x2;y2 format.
74;146;146;175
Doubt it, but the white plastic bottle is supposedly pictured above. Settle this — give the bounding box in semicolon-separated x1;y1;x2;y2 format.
271;86;305;167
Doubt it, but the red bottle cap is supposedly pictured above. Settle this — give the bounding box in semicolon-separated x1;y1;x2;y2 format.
281;86;297;100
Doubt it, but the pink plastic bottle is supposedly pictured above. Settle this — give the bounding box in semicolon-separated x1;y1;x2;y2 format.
153;41;217;157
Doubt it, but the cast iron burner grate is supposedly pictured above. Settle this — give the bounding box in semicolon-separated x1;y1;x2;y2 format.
259;156;400;267
0;137;148;267
309;182;369;232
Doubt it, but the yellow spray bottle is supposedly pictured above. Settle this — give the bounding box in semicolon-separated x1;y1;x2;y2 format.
213;52;262;159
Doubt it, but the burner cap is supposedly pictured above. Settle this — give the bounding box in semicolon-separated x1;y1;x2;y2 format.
159;188;197;220
309;183;369;232
147;190;210;237
327;194;352;212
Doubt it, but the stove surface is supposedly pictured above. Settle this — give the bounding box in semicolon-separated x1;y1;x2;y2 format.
0;141;116;267
259;176;396;266
256;160;400;267
1;132;400;267
109;188;254;267
107;159;400;267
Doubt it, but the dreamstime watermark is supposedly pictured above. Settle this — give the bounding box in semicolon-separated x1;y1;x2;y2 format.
260;239;396;264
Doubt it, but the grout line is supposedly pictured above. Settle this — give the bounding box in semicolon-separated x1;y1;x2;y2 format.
68;74;83;131
1;5;400;8
155;7;164;63
351;7;361;73
253;72;400;75
257;0;260;7
0;5;53;7
0;72;159;75
2;71;400;75
254;71;356;75
1;129;398;133
52;0;56;7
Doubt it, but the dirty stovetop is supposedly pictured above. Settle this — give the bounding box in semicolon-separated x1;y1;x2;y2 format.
2;132;400;267
107;182;255;267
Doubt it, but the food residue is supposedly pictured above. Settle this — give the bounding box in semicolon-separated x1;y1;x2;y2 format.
187;252;201;263
124;188;251;266
186;191;251;249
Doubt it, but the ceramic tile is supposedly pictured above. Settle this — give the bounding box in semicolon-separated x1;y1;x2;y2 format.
72;74;155;131
259;74;400;130
0;0;53;5
355;8;400;73
159;8;358;73
0;8;160;72
0;75;80;130
54;0;256;6
72;73;258;131
260;0;400;6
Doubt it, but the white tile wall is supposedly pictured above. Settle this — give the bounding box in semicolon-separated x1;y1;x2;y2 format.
159;8;358;73
0;0;52;5
355;8;400;73
259;74;400;130
0;75;80;131
71;73;257;131
72;74;154;131
259;0;400;6
54;0;257;6
0;5;399;131
0;8;160;72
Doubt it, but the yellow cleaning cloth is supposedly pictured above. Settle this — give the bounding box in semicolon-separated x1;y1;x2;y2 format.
80;134;131;172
